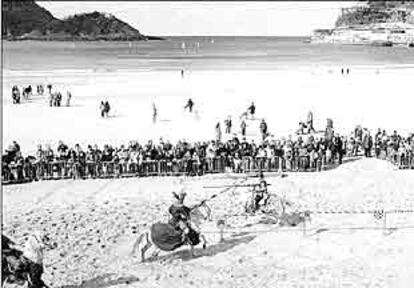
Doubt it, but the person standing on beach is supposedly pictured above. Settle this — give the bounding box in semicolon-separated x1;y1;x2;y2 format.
66;91;72;107
224;117;232;134
181;69;184;78
260;119;268;141
215;122;222;143
248;102;256;119
100;101;105;117
241;120;247;136
49;92;54;107
152;102;158;124
104;101;111;117
307;111;315;133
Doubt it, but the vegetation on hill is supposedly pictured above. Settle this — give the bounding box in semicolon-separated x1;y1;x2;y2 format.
2;0;56;36
312;1;414;46
2;0;160;41
335;1;414;27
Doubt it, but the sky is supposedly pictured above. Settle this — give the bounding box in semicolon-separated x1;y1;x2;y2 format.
38;1;358;36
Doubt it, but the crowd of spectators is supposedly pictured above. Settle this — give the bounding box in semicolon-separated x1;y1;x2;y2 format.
2;128;413;184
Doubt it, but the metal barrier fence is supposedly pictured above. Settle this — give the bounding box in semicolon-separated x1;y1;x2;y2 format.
2;155;343;185
375;149;414;169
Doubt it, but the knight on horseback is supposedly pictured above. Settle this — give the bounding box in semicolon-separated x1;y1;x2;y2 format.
169;191;197;243
245;172;270;214
131;190;207;262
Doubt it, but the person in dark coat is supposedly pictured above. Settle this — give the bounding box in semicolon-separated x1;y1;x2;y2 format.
184;98;194;113
259;119;268;140
240;120;247;136
248;102;256;119
334;134;343;164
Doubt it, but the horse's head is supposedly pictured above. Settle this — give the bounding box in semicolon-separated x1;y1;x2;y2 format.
190;202;212;227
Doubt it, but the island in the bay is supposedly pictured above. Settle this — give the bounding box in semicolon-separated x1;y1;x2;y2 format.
311;1;414;47
2;0;163;41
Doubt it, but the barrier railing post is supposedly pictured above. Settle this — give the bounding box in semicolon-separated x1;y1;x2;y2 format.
303;217;306;236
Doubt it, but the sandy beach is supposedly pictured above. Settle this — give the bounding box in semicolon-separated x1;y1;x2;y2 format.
3;66;414;155
3;37;414;288
3;157;414;288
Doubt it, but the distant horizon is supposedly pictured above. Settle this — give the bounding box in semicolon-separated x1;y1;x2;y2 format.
153;35;310;38
38;2;358;37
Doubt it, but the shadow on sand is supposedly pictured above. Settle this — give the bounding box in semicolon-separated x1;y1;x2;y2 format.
60;274;141;288
322;156;362;171
59;235;255;288
149;234;256;263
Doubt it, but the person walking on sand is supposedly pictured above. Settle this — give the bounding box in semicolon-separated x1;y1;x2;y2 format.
181;69;184;78
184;98;194;113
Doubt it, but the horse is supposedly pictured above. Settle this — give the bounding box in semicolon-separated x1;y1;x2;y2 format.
2;232;57;288
131;204;210;262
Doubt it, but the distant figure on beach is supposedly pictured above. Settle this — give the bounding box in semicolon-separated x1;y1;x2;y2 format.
241;120;247;136
215;122;222;143
104;101;111;117
47;84;52;94
22;85;32;100
347;68;350;75
11;86;20;104
66;91;72;107
224;117;232;134
152;102;158;123
259;119;268;140
248;102;256;119
100;101;105;117
57;92;62;106
341;68;344;75
184;98;194;113
36;85;44;95
307;111;315;133
297;122;306;135
181;69;184;78
49;92;54;107
100;101;110;117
